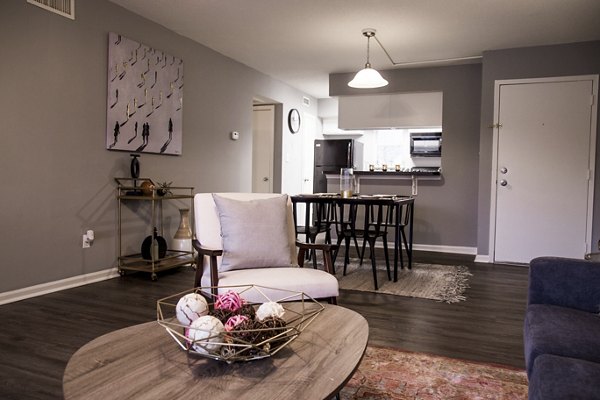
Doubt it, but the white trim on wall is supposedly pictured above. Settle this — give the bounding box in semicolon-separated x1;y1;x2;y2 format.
474;254;490;263
371;241;477;256
0;268;119;305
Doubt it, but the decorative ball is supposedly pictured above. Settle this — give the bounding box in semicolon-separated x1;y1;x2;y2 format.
238;304;257;320
140;181;154;196
225;318;260;345
224;315;250;332
214;290;245;312
256;301;285;321
210;308;233;324
187;315;225;354
176;293;209;326
257;316;287;345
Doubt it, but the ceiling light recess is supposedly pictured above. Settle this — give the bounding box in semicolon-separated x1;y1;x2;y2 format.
348;29;388;89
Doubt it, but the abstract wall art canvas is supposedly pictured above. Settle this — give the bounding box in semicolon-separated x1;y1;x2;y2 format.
106;32;183;155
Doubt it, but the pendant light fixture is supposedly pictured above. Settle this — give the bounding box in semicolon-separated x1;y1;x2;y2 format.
348;29;389;89
348;28;483;89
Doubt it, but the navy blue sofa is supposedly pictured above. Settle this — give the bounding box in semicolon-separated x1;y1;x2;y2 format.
524;257;600;400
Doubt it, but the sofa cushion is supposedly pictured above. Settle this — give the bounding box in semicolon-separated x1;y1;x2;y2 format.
529;354;600;400
524;303;600;377
200;267;339;303
212;194;295;272
528;257;600;313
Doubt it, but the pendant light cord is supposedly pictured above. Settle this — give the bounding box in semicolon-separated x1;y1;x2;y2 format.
372;35;481;67
365;35;371;68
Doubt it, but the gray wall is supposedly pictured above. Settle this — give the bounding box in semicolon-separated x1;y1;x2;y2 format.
477;41;600;255
330;64;482;248
0;0;316;293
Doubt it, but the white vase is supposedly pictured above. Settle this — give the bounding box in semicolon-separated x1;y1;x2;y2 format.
171;208;192;253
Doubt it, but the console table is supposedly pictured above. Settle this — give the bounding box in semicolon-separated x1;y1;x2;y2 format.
63;304;368;400
115;178;194;280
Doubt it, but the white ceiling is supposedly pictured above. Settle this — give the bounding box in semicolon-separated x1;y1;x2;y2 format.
109;0;600;99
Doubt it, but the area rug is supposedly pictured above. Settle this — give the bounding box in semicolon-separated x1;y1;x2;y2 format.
335;259;472;303
341;346;528;400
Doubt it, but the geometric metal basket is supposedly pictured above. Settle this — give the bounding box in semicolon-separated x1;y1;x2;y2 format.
156;285;324;363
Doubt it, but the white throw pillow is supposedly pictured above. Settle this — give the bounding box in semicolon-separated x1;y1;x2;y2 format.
212;194;295;271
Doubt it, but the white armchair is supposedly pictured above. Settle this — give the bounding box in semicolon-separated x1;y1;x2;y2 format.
193;193;339;303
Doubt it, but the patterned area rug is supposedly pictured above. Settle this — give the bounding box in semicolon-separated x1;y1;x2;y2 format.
341;346;528;400
335;259;472;303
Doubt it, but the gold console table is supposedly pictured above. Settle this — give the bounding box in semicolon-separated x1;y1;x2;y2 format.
115;178;194;281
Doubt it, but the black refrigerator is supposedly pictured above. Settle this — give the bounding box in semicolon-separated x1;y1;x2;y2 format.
313;139;363;193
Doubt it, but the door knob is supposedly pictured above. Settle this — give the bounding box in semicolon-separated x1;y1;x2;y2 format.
500;167;508;174
263;177;269;182
499;179;508;186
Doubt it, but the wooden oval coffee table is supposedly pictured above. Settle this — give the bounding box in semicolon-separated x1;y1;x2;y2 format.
63;304;368;400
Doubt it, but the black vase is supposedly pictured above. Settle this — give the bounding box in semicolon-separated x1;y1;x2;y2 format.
141;227;167;260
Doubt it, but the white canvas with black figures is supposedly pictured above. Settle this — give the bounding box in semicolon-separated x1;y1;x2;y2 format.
106;32;183;155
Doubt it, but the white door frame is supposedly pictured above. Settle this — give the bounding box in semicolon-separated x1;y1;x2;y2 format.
488;75;598;263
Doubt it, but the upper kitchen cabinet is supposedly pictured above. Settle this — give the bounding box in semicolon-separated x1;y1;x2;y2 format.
338;92;443;129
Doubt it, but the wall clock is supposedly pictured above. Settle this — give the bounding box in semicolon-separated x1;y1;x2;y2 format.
288;108;301;134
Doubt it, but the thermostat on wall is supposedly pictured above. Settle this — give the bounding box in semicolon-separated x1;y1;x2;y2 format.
231;131;240;140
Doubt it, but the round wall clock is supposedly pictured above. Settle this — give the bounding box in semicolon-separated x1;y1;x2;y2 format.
288;108;301;134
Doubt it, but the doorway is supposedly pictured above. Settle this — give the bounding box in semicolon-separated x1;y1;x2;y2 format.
490;75;598;264
252;104;275;193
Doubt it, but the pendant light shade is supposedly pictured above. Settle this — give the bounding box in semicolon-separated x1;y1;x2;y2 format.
348;64;388;88
348;29;389;89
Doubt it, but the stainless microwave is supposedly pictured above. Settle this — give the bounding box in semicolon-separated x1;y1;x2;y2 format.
410;132;442;157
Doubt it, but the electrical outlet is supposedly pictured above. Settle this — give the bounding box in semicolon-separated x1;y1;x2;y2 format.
83;234;91;248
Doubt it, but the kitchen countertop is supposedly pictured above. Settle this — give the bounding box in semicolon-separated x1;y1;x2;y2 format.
355;168;441;176
325;167;441;177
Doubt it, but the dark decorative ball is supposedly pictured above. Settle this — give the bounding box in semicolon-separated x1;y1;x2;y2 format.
210;308;233;324
238;304;256;320
228;319;260;343
256;316;287;345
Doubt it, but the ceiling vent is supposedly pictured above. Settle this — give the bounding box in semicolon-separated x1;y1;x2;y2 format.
302;96;311;107
27;0;75;20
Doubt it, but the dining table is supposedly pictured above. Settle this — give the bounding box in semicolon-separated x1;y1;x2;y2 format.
291;193;414;289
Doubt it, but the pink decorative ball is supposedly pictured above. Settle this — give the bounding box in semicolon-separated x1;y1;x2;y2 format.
224;315;249;332
214;290;245;312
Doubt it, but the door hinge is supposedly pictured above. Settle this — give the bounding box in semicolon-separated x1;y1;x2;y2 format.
488;123;503;129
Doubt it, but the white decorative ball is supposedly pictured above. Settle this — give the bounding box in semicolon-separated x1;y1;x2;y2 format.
256;301;285;321
188;315;225;354
176;293;209;326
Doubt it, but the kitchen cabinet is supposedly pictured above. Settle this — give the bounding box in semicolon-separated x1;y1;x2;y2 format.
338;92;443;129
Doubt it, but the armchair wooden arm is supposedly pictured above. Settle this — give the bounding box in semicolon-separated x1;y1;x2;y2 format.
296;241;338;275
192;239;222;296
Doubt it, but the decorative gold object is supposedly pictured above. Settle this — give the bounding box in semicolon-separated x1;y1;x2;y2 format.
157;285;324;364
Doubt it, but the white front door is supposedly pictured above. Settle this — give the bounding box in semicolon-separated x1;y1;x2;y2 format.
492;76;597;264
252;105;275;193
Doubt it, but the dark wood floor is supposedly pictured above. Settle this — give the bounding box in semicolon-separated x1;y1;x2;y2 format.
0;251;528;399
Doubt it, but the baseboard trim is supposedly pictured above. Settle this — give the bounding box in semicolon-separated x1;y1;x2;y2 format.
372;241;477;256
474;254;491;263
0;267;120;306
412;244;477;255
